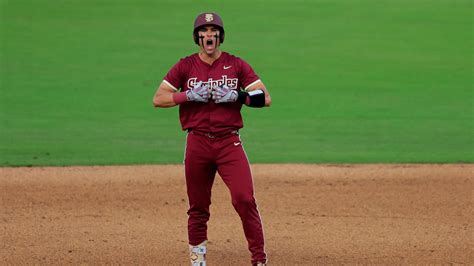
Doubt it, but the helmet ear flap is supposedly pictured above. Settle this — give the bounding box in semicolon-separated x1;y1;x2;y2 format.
193;31;199;45
219;29;225;44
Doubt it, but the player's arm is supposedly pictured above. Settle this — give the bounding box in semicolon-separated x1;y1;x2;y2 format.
153;81;179;108
245;80;271;107
213;80;271;107
153;80;211;108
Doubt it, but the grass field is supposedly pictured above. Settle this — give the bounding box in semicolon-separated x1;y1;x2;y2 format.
0;0;472;166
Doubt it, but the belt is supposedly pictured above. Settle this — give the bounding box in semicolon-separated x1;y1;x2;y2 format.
188;129;239;139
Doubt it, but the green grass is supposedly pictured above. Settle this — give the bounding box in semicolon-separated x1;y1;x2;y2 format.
1;0;472;166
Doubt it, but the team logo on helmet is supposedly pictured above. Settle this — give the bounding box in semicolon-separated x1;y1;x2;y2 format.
205;14;214;22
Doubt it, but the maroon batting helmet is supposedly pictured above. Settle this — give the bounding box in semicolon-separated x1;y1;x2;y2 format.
193;12;225;45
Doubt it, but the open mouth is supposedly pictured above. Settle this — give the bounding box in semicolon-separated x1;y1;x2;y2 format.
206;39;213;46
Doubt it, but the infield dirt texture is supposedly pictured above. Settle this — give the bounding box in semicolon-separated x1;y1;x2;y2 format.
1;164;472;264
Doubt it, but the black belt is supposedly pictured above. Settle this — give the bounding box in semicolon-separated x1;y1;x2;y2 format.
188;129;239;139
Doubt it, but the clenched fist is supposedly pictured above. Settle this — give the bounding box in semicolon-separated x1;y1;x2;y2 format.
212;84;238;103
186;81;211;102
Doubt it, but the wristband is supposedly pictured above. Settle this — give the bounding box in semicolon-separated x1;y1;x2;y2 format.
238;89;265;108
173;92;188;104
237;91;248;104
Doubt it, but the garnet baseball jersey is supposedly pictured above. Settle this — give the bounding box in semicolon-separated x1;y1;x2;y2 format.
163;52;261;133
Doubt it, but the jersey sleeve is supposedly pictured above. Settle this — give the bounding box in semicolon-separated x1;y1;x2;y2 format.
238;58;261;91
163;59;185;91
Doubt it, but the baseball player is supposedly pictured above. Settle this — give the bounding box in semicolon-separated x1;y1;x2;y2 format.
153;12;271;266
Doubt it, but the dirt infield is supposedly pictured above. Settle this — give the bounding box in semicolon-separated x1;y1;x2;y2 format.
1;164;472;265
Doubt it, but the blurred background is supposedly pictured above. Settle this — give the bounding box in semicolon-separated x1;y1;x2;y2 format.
0;0;472;165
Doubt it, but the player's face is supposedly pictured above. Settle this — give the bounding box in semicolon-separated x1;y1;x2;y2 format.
198;26;220;55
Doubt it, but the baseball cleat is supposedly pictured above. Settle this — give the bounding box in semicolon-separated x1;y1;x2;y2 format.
189;240;207;266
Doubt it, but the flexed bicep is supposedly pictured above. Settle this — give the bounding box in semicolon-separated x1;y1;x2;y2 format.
153;81;178;108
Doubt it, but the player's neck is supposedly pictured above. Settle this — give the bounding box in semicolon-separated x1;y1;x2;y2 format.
198;50;222;65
